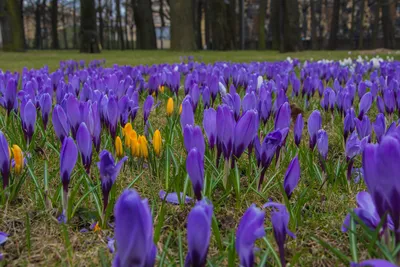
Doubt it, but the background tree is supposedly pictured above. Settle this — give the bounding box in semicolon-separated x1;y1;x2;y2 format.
116;0;125;50
34;0;41;49
328;0;340;50
358;0;365;50
210;0;234;50
258;0;267;50
1;0;25;51
170;0;197;50
98;0;104;48
51;0;59;49
381;0;395;49
311;0;318;49
80;0;100;53
131;0;157;49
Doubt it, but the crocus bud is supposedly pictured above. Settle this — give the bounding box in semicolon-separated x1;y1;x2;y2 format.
166;97;174;116
153;130;162;157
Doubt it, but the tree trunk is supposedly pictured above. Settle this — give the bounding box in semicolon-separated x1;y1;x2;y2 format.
159;0;165;49
239;0;244;49
170;0;197;50
381;0;395;49
311;0;318;49
371;0;379;49
349;0;355;49
205;0;211;49
210;0;233;50
280;0;302;52
116;0;125;50
80;0;101;53
42;0;48;49
258;0;267;49
131;0;157;49
358;0;365;49
302;2;308;42
61;3;68;49
328;0;340;50
125;0;130;49
73;0;77;49
107;0;112;49
51;0;59;49
193;0;203;49
1;0;25;51
34;0;41;49
98;0;104;48
227;0;236;49
271;0;280;50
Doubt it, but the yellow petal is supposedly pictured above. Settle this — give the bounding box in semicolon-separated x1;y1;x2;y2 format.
153;130;162;157
166;98;174;116
115;136;123;158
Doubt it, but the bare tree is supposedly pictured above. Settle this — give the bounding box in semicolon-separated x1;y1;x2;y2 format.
311;0;318;49
170;0;196;50
258;0;267;50
358;0;365;49
328;0;340;50
98;0;104;48
34;0;42;49
73;0;77;48
116;0;125;49
51;0;59;49
1;0;25;51
80;0;100;53
131;0;157;49
381;0;395;49
61;1;68;49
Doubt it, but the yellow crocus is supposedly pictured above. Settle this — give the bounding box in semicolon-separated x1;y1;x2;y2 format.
130;131;139;157
152;92;156;97
123;123;133;147
159;85;165;93
153;130;162;157
11;145;24;175
138;135;148;159
115;136;123;158
179;104;182;115
166;98;174;116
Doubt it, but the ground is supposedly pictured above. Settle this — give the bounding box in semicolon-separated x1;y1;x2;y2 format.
0;50;397;266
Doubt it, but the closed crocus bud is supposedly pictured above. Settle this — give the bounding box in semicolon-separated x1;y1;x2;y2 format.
355;115;372;140
39;93;52;130
186;148;204;200
216;105;235;160
294;114;303;147
358;92;372;119
122;123;133;147
283;156;300;199
373;113;385;143
179;103;183;115
52;105;70;143
166;97;174;116
60;137;78;194
115;136;123;158
107;96;119;140
143;95;154;125
264;202;295;267
0;131;10;189
98;150;128;213
307;110;322;150
138;135;149;159
317;129;328;160
76;122;92;173
5;78;17;115
185;199;213;267
233;110;258;159
376;96;385;114
203;108;217;150
22;100;37;144
275;102;291;130
344;108;356;141
236;204;265;267
184;125;205;157
65;95;81;139
113;189;156;267
180;97;194;130
129;130;139;157
11;145;24;175
351;259;397;267
153;130;162;157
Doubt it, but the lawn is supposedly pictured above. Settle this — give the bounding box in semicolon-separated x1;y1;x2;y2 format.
0;50;398;266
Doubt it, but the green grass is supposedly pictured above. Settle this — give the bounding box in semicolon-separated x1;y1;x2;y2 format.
0;49;399;71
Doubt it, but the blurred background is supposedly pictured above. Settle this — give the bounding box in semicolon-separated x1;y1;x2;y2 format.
0;0;399;53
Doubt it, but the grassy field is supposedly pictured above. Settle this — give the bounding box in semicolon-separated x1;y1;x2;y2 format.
0;50;397;266
0;49;399;71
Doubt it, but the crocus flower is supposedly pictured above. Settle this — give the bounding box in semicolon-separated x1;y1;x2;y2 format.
115;136;123;158
65;95;81;138
21;100;37;144
373;113;386;143
166;97;174;116
283;156;300;199
138;135;149;159
97;150;128;213
0;232;8;245
185;199;213;267
159;190;192;205
216;105;235;160
203;108;217;150
88;102;101;152
308;110;322;150
180;97;194;130
344;108;356;141
11;145;24;175
113;189;156;267
294;114;303;147
0;131;10;189
60;137;78;215
233;110;258;159
236;204;265;267
39;93;52;130
274;102;291;130
153;129;162;157
186;148;204;200
351;259;397;267
242;92;257;113
184;125;205;157
76;122;92;173
143;95;154;125
4;78;16;115
358;92;372;119
263;202;295;267
317;130;328;160
383;89;395;115
376;96;385;114
107;96;119;139
355;115;372;140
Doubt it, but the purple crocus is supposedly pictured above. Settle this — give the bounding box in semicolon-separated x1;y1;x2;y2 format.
180;97;194;130
344;108;356;141
242;92;257;113
107;96;119;139
363;136;400;233
263;202;295;267
98;150;128;213
21;100;37;144
294;114;303;147
52;105;70;143
39;93;52;130
235;204;265;267
358;92;372;119
184;125;205;157
283;156;301;199
216;105;235;160
88;102;101;152
351;259;397;267
65;95;81;138
4;78;16;115
355;115;372;140
274;102;291;130
373;113;386;143
317;129;328;160
376;96;385;114
76;122;92;173
185;199;213;266
113;189;156;267
60;137;78;216
233;110;258;159
308;110;322;150
0;131;10;189
203;108;217;149
143;95;154;125
186;148;204;200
